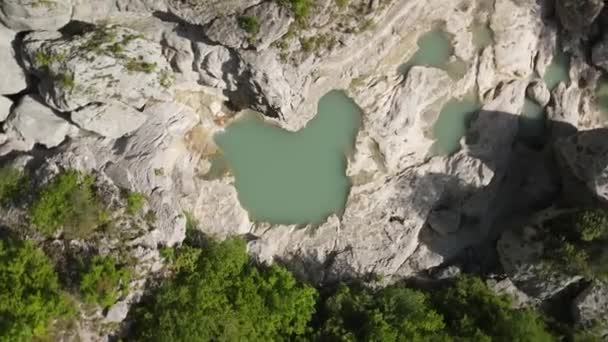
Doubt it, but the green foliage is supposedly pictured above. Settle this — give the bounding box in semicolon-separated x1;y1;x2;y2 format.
335;0;349;9
276;0;312;23
543;209;608;280
129;238;317;341
0;238;72;342
29;170;106;239
160;245;202;274
314;284;448;341
124;191;145;215
125;58;156;73
79;256;131;309
56;72;75;91
0;167;29;206
237;16;260;34
431;276;553;342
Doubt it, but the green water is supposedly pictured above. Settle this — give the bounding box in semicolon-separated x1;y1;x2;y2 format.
543;50;570;91
214;90;362;225
471;21;494;51
399;28;454;75
596;76;608;114
431;94;481;155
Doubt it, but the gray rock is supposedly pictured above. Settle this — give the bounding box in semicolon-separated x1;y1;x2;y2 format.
167;0;261;27
497;228;582;300
0;0;73;31
487;278;537;308
0;96;12;122
0;95;75;155
433;265;461;280
207;1;293;51
72;102;147;139
0;25;27;95
193;41;236;89
556;0;604;32
572;280;608;331
555;129;608;202
592;34;608;73
427;208;461;235
104;300;129;323
527;80;551;107
21;26;173;112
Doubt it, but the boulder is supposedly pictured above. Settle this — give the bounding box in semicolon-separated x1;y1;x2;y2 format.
497;228;583;300
21;26;173;112
572;280;608;331
0;95;75;154
72;102;147;139
0;96;12;122
0;25;27;95
555;129;608;202
526;80;551;107
556;0;604;32
0;0;73;31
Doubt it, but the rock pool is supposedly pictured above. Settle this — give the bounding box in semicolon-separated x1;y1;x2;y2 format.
431;94;481;155
214;90;362;225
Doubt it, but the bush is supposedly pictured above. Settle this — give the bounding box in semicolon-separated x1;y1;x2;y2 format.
432;276;553;341
0;238;72;341
276;0;312;23
237;16;260;35
314;284;448;341
129;238;317;341
0;167;29;206
29;170;106;239
124;191;146;215
79;256;131;309
160;245;202;274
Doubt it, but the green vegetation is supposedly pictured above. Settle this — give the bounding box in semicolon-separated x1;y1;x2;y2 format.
0;167;29;206
125;58;156;73
56;72;75;91
160;245;202;274
34;50;65;68
29;170;106;239
432;276;553;341
124;191;146;215
300;34;337;53
129;238;318;341
314;284;448;341
335;0;349;9
543;209;608;280
79;256;131;309
159;70;173;88
0;238;72;342
237;16;260;35
276;0;312;24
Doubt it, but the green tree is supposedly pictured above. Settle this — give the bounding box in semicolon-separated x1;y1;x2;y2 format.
0;166;29;206
79;256;131;309
29;170;106;238
314;284;448;341
124;191;146;215
0;238;72;342
432;276;553;342
129;238;317;341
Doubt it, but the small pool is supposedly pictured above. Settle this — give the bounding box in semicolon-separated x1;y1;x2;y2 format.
214;90;362;225
431;94;481;155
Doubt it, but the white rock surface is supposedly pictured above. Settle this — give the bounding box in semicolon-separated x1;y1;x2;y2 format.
0;25;27;95
21;26;173;112
0;95;75;155
0;0;73;31
72;102;147;139
572;280;608;331
0;96;12;122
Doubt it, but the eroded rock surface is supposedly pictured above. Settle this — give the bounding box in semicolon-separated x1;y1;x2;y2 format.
0;0;73;31
0;25;27;95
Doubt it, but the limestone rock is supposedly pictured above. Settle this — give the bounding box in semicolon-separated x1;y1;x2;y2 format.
0;95;75;155
193;42;237;90
72;102;147;139
555;129;608;202
556;0;604;32
572;281;608;331
592;34;608;73
487;278;536;308
527;80;551;107
498;228;582;300
0;0;73;31
21;26;173;112
0;96;12;122
206;1;292;51
0;26;27;95
167;0;261;26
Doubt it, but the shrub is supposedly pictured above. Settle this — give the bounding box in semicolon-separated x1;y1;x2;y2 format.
79;256;131;309
314;284;448;341
0;238;72;341
237;16;260;35
29;170;106;239
129;238;317;341
276;0;312;23
0;167;29;206
125;58;156;73
124;191;146;215
432;276;553;341
160;245;202;274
